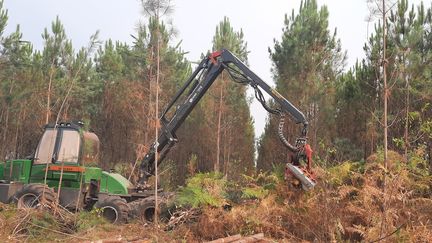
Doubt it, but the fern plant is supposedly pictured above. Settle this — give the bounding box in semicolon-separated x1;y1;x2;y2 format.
176;172;228;208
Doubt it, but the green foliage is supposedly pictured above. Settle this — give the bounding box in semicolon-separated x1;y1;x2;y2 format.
243;171;280;189
212;16;249;62
0;0;7;37
327;149;430;197
406;146;431;194
75;209;108;232
158;159;177;191
327;160;365;186
239;168;281;200
28;212;59;239
420;120;432;138
392;137;405;149
241;186;269;200
270;163;286;181
407;155;430;172
176;172;228;208
259;0;345;170
371;149;404;171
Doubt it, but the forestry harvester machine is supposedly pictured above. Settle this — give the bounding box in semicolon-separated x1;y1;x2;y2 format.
0;49;315;223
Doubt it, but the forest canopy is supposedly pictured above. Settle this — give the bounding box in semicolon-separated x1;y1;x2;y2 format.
0;0;431;186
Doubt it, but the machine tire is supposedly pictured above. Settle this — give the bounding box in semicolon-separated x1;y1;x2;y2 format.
128;196;166;222
95;196;129;224
13;183;56;209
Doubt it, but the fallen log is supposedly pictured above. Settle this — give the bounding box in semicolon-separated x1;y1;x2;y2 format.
231;233;265;243
206;234;242;243
205;233;267;243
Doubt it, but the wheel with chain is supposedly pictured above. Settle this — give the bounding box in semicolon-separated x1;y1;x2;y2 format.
95;196;129;224
12;183;56;209
128;196;167;222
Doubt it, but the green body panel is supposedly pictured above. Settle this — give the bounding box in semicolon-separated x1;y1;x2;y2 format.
0;160;132;196
29;164;53;181
1;160;32;183
29;164;103;190
29;164;81;189
52;171;80;181
100;171;132;195
84;167;102;183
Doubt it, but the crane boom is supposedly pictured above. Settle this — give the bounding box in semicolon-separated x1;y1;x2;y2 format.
138;49;309;185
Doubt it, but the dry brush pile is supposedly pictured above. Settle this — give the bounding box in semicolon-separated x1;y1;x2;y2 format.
0;203;108;242
0;203;171;242
171;149;432;242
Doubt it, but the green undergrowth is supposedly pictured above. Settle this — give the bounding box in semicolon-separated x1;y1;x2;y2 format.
327;161;365;186
326;148;432;196
175;168;284;208
240;171;280;200
75;209;111;232
176;172;228;208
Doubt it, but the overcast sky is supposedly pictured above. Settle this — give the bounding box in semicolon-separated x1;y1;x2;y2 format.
3;0;429;140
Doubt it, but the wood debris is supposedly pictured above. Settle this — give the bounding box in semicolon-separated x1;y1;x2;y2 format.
166;207;201;230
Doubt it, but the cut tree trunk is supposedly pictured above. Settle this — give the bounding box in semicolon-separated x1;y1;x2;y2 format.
205;233;267;243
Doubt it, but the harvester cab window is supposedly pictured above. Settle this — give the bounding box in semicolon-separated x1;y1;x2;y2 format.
57;130;81;163
34;129;58;164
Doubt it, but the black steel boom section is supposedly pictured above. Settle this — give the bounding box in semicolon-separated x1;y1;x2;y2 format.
137;49;308;185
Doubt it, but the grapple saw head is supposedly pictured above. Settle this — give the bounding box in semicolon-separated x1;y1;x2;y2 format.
285;143;317;190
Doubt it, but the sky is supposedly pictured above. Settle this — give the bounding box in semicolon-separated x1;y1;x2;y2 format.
2;0;429;140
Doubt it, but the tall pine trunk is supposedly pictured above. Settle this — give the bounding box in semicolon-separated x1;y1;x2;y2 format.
404;65;409;161
215;76;224;173
380;0;389;238
46;67;55;124
154;4;160;224
383;0;388;172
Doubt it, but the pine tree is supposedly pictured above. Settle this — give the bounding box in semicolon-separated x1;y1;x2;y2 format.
0;24;34;158
39;17;73;124
210;17;253;176
258;0;345;170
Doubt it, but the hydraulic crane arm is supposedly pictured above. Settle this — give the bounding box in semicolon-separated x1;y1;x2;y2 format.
137;49;309;185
